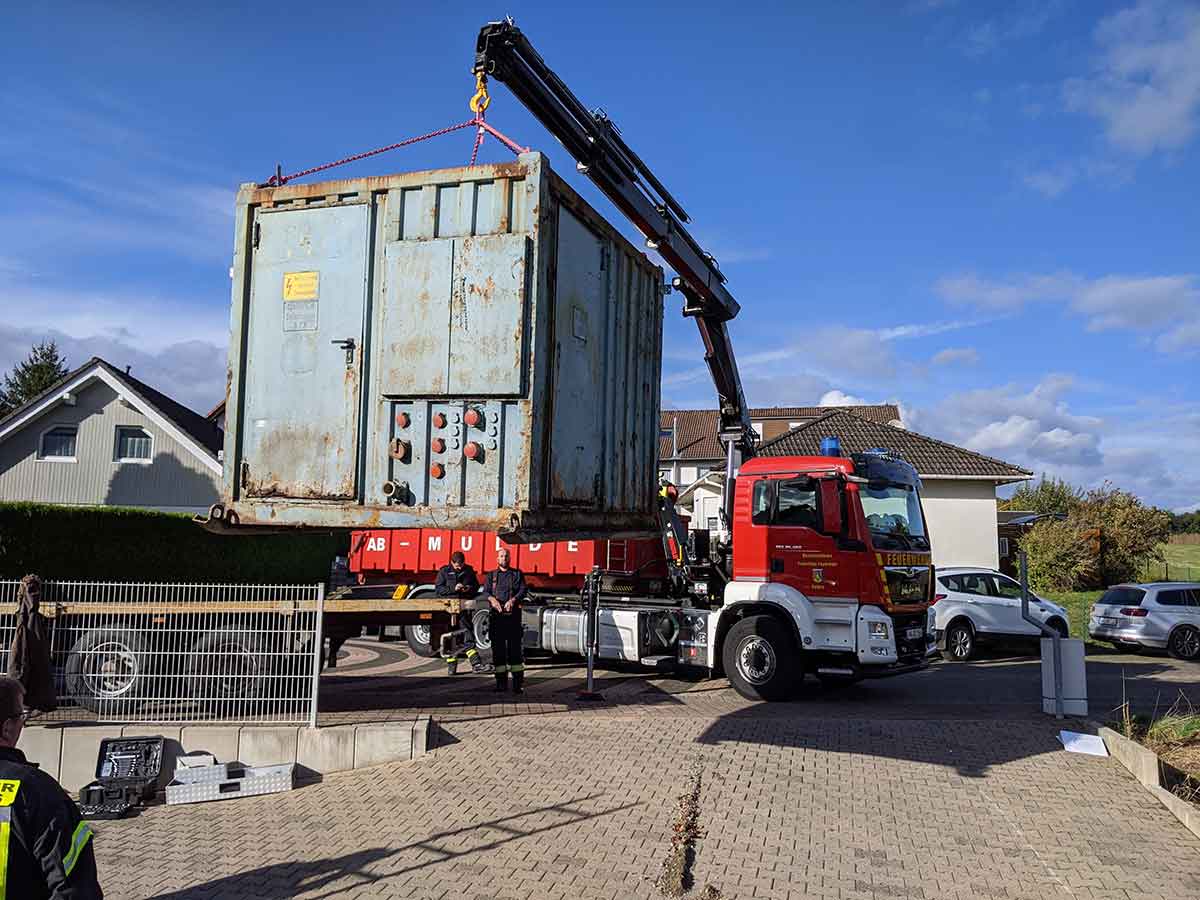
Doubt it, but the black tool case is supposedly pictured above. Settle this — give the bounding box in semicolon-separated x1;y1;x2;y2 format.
78;736;164;820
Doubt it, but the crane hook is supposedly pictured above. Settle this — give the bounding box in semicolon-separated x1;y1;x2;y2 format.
469;73;491;113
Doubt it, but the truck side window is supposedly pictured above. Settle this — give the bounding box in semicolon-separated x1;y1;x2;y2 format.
751;480;772;525
775;480;818;529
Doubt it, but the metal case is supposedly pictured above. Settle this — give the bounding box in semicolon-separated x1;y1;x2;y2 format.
165;763;295;805
220;152;664;541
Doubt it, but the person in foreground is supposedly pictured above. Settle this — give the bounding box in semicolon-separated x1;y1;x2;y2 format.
435;551;492;674
0;675;103;898
484;548;528;694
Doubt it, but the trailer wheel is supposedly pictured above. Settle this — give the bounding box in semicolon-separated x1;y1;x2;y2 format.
721;615;799;702
472;609;492;651
184;627;274;707
64;628;151;714
405;623;438;658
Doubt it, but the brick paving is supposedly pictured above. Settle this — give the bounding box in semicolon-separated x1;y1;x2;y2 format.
93;661;1200;899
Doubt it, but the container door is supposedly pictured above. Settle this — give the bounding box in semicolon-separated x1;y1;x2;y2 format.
241;204;369;501
550;208;606;505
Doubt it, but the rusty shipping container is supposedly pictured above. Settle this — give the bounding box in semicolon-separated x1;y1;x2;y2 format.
218;152;664;540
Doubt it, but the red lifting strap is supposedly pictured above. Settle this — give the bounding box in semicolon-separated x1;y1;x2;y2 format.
263;110;530;187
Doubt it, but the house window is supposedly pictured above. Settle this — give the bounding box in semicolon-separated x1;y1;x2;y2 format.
39;426;78;460
998;537;1010;558
115;426;153;462
707;517;719;531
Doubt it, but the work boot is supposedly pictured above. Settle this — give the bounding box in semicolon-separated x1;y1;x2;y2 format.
469;652;493;674
446;657;459;676
494;672;508;692
511;672;524;695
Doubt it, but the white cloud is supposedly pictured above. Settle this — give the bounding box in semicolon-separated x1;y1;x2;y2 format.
937;270;1200;353
957;1;1063;56
819;390;867;407
1063;0;1200;156
930;346;980;366
1022;165;1078;198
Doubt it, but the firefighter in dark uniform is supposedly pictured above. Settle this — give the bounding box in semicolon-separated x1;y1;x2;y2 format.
0;676;103;899
435;551;491;674
484;548;528;694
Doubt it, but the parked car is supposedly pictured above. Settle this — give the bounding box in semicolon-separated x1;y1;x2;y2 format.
933;567;1069;661
1088;583;1200;660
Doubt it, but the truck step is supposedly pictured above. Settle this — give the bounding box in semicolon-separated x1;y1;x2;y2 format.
639;655;676;671
816;667;856;676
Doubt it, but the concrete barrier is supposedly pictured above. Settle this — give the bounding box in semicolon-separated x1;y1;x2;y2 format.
19;717;432;793
1099;726;1200;842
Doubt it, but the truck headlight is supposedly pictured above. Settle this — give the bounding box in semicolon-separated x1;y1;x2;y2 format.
869;621;889;640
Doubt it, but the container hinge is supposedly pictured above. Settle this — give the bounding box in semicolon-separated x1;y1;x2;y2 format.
253;222;261;249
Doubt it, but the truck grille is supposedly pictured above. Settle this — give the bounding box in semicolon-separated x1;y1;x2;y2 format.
885;566;930;604
891;613;927;662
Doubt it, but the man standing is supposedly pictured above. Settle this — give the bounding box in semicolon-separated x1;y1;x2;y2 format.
435;551;490;674
0;675;103;898
484;548;528;694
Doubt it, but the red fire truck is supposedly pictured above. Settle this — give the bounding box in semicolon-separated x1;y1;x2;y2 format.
349;443;937;701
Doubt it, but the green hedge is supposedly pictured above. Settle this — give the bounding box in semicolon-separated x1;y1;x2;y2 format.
0;503;347;583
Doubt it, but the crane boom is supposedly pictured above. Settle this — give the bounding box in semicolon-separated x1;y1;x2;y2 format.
473;19;756;455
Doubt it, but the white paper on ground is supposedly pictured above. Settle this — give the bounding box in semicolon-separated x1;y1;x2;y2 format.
1059;731;1109;757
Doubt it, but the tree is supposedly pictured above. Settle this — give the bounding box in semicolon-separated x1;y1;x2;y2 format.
1022;481;1170;591
1000;475;1083;516
1169;510;1200;534
0;341;69;417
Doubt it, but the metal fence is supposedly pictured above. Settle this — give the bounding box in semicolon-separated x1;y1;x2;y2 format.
0;581;324;726
1141;561;1199;583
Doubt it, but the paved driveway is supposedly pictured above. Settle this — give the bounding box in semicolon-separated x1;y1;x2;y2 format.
92;640;1200;899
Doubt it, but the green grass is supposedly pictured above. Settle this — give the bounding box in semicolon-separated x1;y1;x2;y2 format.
1146;541;1200;582
1042;590;1104;645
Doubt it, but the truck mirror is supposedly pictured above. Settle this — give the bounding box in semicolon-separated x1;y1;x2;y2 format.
819;480;842;535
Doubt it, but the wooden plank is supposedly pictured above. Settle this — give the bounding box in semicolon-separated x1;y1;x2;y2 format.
0;598;456;618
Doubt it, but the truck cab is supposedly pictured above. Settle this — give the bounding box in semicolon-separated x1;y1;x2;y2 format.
713;448;936;699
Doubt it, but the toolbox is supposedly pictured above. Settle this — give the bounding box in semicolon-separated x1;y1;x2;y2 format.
172;753;228;784
78;736;164;820
165;763;295;805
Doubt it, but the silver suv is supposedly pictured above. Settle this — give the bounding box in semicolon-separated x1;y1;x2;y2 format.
1088;582;1200;660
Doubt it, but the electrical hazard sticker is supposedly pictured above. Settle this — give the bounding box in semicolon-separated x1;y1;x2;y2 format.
283;271;319;300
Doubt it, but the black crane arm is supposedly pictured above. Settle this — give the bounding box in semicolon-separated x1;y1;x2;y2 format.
474;19;756;455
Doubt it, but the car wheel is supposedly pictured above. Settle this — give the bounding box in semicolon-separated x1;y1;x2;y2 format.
721;615;799;701
1167;626;1200;662
1048;618;1069;639
941;620;974;662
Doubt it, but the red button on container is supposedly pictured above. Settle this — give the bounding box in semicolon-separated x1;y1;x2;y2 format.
432;413;447;428
429;463;445;479
464;441;482;460
395;412;410;428
464;408;483;428
431;438;446;453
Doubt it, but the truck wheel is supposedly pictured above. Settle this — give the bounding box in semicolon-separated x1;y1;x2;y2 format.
1168;626;1200;661
185;628;274;706
472;609;492;651
721;615;799;702
405;624;438;657
64;628;151;714
941;620;974;662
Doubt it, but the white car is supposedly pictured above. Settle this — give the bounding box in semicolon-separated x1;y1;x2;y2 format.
933;567;1070;661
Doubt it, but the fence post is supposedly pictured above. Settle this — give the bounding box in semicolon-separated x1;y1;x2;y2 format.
308;583;325;729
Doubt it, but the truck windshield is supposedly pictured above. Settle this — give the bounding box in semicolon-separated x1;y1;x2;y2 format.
861;483;929;550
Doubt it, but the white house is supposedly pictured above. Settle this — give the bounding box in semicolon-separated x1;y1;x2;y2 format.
662;406;1031;570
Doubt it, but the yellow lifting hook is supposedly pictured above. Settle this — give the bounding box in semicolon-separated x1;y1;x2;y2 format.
470;73;491;113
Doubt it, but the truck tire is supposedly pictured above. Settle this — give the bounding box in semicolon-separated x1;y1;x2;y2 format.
184;627;274;707
472;609;492;651
405;624;438;657
64;628;151;714
721;615;799;702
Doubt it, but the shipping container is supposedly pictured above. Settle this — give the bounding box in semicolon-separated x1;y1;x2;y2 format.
217;152;664;541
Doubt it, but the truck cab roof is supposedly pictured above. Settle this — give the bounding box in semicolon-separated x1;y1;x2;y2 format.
738;455;856;477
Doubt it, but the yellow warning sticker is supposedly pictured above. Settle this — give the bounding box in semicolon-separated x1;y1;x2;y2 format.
283;271;319;301
0;779;20;807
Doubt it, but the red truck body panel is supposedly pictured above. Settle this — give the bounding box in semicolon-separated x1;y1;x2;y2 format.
349;528;667;589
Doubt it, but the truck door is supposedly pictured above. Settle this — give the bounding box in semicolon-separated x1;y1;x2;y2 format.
767;479;854;599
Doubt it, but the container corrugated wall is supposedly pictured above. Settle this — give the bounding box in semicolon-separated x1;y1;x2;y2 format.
219;152;663;540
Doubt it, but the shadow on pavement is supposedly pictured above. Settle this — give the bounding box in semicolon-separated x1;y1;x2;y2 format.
148;794;639;900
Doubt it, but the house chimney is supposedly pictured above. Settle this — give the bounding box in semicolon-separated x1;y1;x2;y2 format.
125;365;131;374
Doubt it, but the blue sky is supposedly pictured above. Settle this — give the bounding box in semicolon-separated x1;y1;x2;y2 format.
2;1;1197;510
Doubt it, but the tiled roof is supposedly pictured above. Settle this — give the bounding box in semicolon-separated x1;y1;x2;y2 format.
0;357;223;456
755;410;1032;481
659;405;900;461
